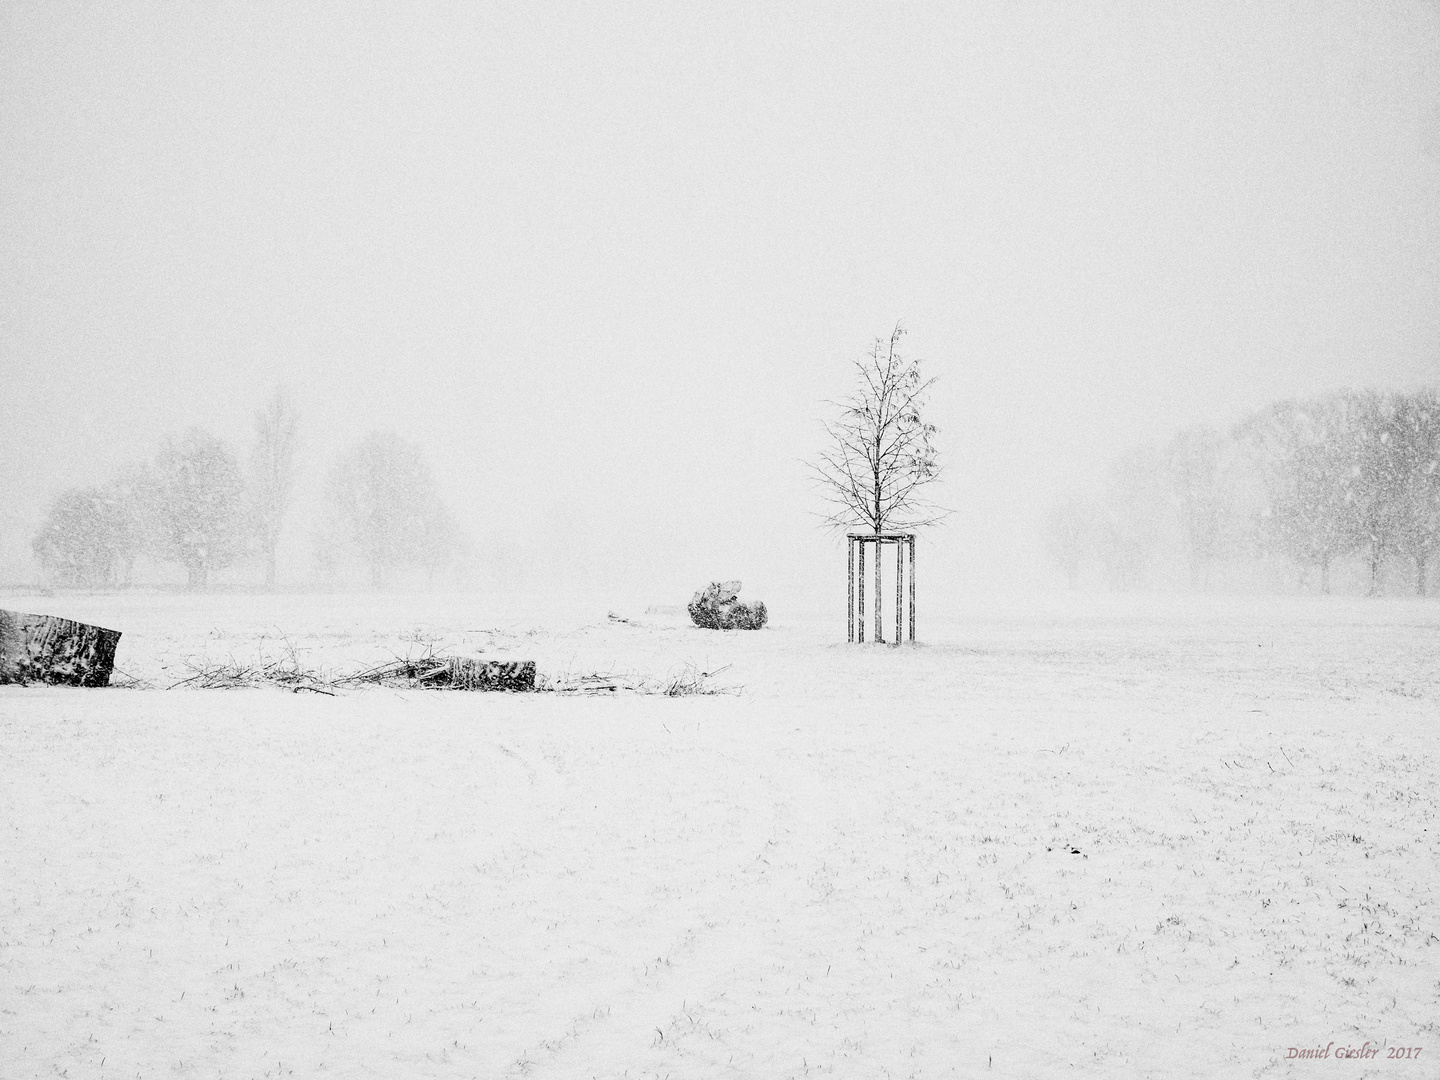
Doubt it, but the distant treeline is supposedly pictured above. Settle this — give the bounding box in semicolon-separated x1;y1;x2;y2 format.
1043;389;1440;596
30;389;463;590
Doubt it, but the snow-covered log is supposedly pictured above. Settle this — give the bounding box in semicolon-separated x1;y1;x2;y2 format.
0;609;122;687
445;657;535;692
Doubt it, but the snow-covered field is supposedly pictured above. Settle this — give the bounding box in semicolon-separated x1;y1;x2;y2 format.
1;590;1437;1079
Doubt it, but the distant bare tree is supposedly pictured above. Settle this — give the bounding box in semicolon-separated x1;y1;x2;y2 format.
31;482;138;588
324;431;459;588
1165;424;1233;590
248;386;300;589
1042;498;1095;589
1389;389;1440;595
812;324;947;534
1347;391;1408;595
1236;394;1364;594
1097;443;1168;590
418;500;465;585
143;428;246;589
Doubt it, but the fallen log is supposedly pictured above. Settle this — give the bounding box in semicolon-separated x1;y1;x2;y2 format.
0;609;122;687
340;655;536;692
444;657;536;692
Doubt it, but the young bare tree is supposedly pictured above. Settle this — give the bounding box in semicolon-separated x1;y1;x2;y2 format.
812;324;946;534
249;386;300;589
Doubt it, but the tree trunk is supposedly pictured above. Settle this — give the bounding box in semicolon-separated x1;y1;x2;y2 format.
1419;553;1429;598
0;609;122;687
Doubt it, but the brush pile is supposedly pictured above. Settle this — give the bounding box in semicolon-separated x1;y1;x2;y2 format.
147;635;739;697
169;652;333;694
171;646;535;693
544;662;734;696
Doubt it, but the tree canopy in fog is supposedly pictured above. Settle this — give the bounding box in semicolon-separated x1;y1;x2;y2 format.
1389;391;1440;594
1166;426;1232;590
812;324;946;535
1044;388;1440;596
31;430;249;591
27;401;466;590
31;482;138;589
322;431;460;589
1238;390;1428;595
141;429;247;590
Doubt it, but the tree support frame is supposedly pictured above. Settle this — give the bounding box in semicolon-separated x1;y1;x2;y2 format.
846;533;916;644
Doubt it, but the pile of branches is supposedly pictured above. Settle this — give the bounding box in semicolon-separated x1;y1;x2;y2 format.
169;644;535;694
169;650;335;694
543;663;735;696
162;645;731;697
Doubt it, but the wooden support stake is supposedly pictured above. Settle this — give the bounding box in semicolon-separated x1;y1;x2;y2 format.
873;537;882;644
887;538;898;648
857;539;865;643
847;536;855;643
909;537;916;643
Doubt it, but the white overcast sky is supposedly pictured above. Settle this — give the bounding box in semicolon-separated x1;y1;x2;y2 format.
2;1;1437;604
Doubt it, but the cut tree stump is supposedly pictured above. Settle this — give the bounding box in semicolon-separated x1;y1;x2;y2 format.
0;609;122;687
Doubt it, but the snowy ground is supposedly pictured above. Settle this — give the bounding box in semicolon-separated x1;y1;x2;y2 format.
1;590;1437;1079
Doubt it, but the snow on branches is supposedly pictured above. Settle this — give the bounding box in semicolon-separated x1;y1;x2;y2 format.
812;324;947;535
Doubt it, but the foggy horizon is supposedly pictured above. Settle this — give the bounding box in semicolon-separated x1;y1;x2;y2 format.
3;1;1437;606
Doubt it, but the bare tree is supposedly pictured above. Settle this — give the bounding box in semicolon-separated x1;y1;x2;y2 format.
1389;389;1440;595
1042;497;1095;589
249;386;300;589
1347;390;1407;595
1165;424;1234;590
324;431;460;588
1097;442;1169;591
1236;394;1364;594
142;428;246;590
31;482;138;588
812;324;946;534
